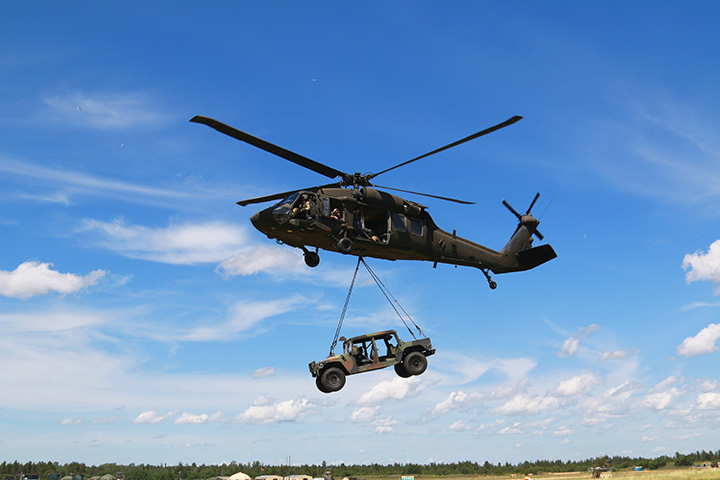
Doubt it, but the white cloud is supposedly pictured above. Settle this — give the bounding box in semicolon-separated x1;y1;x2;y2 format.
553;426;577;437
683;240;720;294
133;410;179;424
175;411;223;425
557;324;599;357
356;377;426;405
217;246;305;276
431;391;484;418
350;406;380;423
235;397;317;424
556;373;601;397
449;420;473;431
252;367;276;379
80;218;248;265
0;261;106;299
178;296;306;341
697;392;720;410
43;90;172;130
492;394;560;416
676;323;720;357
60;417;83;425
599;350;628;361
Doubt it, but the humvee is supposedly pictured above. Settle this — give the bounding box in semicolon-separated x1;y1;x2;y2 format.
308;329;435;393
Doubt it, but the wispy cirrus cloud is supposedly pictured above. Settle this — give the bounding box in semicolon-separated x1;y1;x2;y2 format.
0;261;106;299
43;90;174;130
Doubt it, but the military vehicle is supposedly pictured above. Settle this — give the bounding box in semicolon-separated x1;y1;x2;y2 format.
308;330;435;393
191;115;556;289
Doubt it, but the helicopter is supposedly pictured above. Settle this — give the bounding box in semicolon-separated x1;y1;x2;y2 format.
191;114;556;289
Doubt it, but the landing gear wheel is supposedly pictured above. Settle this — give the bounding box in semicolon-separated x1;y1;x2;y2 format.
482;269;497;290
403;351;428;376
337;237;353;254
394;363;412;378
319;367;346;392
304;251;320;268
316;376;331;393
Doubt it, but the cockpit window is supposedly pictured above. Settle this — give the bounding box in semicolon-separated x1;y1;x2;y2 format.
271;193;299;224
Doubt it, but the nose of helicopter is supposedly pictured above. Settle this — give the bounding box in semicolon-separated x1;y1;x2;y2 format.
250;208;274;233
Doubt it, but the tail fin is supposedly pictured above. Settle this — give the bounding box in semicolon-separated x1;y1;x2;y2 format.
516;244;557;271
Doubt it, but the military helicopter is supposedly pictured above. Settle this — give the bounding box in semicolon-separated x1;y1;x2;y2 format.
191;114;556;289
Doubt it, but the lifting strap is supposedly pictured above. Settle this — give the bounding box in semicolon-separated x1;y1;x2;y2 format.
329;257;362;356
329;257;425;356
360;258;426;340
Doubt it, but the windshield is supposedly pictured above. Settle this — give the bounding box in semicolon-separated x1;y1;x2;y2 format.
271;193;299;224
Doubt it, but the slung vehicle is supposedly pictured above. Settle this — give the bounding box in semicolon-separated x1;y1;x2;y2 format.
191;115;557;289
308;330;435;393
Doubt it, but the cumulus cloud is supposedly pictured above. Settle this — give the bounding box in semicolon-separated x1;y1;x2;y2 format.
557;324;599;357
676;323;720;357
133;410;179;424
356;377;426;405
350;406;380;423
0;261;106;299
235;397;317;424
697;392;720;410
492;394;560;416
175;411;223;425
431;391;484;418
556;373;601;397
683;240;720;294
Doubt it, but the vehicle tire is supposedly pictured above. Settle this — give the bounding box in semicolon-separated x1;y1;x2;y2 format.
394;363;412;378
336;237;353;254
304;251;320;268
403;351;427;376
316;375;330;393
320;367;346;392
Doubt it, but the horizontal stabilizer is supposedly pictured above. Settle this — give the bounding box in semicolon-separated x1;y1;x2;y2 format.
517;244;557;271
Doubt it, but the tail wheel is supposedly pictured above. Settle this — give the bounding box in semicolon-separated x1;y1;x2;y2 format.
403;351;427;376
320;367;346;392
336;237;353;254
394;363;412;378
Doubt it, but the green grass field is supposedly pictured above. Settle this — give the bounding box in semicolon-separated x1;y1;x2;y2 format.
366;470;720;480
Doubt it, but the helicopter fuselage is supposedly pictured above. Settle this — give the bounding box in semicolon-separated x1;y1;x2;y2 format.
249;186;556;280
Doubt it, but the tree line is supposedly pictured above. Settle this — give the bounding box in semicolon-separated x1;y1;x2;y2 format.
2;451;719;480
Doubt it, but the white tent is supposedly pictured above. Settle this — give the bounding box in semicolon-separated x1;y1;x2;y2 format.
229;473;250;480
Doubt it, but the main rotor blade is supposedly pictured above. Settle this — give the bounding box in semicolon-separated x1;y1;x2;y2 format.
236;183;341;207
370;115;523;179
374;184;475;205
191;115;345;180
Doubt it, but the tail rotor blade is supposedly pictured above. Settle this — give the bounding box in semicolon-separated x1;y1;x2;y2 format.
502;199;522;219
526;192;540;214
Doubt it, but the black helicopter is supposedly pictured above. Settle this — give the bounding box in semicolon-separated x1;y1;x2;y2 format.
191;115;556;289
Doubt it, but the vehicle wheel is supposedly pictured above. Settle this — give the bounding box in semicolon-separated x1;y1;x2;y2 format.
336;237;353;254
403;351;427;376
304;251;320;268
394;363;412;378
320;367;346;392
316;376;330;393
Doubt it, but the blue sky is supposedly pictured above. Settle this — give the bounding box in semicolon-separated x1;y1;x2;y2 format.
2;0;720;468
